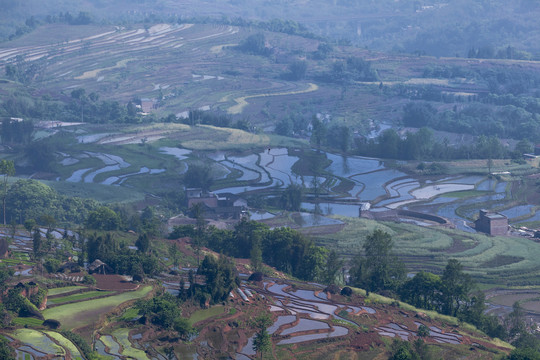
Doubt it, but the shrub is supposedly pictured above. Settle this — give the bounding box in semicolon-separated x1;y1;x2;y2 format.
417;324;430;337
43;319;61;329
248;272;264;282
340;287;353;296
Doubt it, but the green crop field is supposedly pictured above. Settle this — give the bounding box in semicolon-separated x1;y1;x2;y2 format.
47;286;88;296
188;305;225;326
12;317;44;327
42;286;152;330
47;290;114;305
111;328;150;360
315;217;540;286
43;331;84;360
11;329;65;357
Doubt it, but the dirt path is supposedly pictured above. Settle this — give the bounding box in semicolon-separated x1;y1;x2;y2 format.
227;83;319;114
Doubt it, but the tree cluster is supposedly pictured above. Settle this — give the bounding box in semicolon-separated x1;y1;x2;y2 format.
179;255;240;306
176;219;327;281
402;101;540;142
349;230;508;340
137;292;193;338
86;233;161;277
237;33;272;57
356;127;510;161
316;56;379;84
6;179;100;225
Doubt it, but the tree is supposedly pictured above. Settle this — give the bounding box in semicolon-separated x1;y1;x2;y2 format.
0;337;15;360
197;255;240;304
399;271;441;310
0;160;14;225
349;229;406;294
169;243;180;268
285;60;307;81
323;250;343;285
32;228;42;258
238;33;271;56
85;206;121;230
6;179;56;224
506;301;527;340
440;259;473;316
389;340;419;360
135;233;150;253
310;117;327;151
280;184;303;211
184;164;214;192
402;102;436;127
250;238;263;272
253;313;272;360
190;203;206;266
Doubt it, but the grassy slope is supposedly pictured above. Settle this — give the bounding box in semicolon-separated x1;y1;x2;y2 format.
315;216;540;286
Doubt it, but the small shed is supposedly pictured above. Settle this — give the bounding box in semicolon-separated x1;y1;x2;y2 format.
88;259;113;274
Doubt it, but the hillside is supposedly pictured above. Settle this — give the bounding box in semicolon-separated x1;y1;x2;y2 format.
2;0;540;58
0;232;514;359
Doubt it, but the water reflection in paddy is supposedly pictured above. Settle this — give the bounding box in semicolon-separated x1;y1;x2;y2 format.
325;153;383;177
267;315;296;334
351;170;407;200
499;205;535;219
281;319;329;335
277;326;348;345
301;202;360;217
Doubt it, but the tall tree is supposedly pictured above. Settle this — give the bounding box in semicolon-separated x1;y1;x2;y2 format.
0;160;14;225
440;259;473;316
190;203;206;266
399;271;441;310
135;233;150;253
32;228;42;258
350;229;406;294
253;313;272;360
310;117;327;152
323;250;343;285
250;237;263;272
169;243;180;268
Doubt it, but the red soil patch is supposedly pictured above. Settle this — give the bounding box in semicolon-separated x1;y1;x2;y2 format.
93;274;139;291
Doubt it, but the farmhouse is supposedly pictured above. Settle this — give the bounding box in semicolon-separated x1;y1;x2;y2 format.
186;188;247;219
475;209;508;236
140;98;156;113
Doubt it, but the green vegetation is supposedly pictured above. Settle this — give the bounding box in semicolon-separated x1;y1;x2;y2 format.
315;217;540;286
111;328;149;360
202;219;327;281
42;285;152;329
188;306;225;326
43;331;84;360
12;317;43;327
137;292;193;339
47;286;86;296
0;336;15;360
47;291;114;305
12;329;65;356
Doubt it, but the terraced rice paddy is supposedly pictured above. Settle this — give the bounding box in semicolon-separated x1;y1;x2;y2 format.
42;285;152;330
235;279;474;358
10;329;66;358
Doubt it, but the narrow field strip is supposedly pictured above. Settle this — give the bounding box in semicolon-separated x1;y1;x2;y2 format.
227;83;319;114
